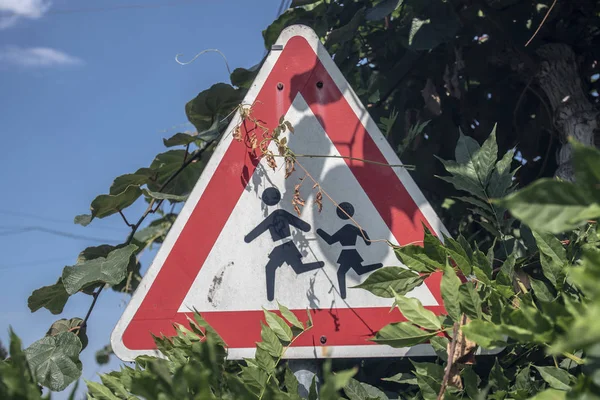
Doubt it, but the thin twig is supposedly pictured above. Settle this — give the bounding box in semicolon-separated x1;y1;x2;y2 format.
525;0;558;47
289;154;415;170
118;210;134;228
79;137;219;330
438;320;461;400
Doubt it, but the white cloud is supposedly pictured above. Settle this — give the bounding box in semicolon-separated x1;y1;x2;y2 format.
0;46;83;68
0;0;51;29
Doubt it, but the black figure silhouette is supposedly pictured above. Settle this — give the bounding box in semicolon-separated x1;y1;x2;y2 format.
317;202;383;299
245;187;325;301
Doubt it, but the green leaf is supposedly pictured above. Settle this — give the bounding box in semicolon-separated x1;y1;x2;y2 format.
354;267;424;298
534;366;573;391
528;389;567;400
255;346;275;374
327;8;365;47
62;244;137;295
365;0;403;21
231;63;260;89
162;132;198;148
515;365;533;392
284;366;299;396
488;148;516;199
372;322;437;347
257;322;283;358
344;378;388;400
74;214;92;227
462;367;481;399
263;309;293;342
25;332;82;392
436;159;486;200
240;365;268;396
395;245;443;272
488;359;509;391
90;185;142;219
28;278;70;315
185;83;242;133
46;318;87;351
459;283;482;320
571;139;600;199
382;372;417;385
497;179;600;233
441;266;461;322
533;231;566;287
393;292;441;330
411;361;444;400
529;278;556;302
147;149;210;197
473;125;499;185
460;320;506;349
109;170;153;195
142;188;188;202
278;302;304;330
429;336;449;361
308;375;318;400
86;380;120;399
0;329;43;399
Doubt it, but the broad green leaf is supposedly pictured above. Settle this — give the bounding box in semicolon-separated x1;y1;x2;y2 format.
488;359;509;391
443;234;472;275
455;131;481;164
62;245;137;295
46;318;87;351
263;309;293;342
254;347;275;374
86;380;120;400
460;320;506;349
488;148;516;199
529;389;567;400
354;267;424;298
109;170;153;195
365;0;403;21
133;213;175;245
240;365;268;396
459;283;482;320
411;361;444;400
25;332;82;392
284;367;299;396
455;196;495;214
534;366;573;391
257;322;283;358
327;8;365;47
163;132;198;148
497;179;600;233
308;375;318;400
372;322;437;347
278;302;304;330
77;244;116;263
147;149;211;196
394;292;441;330
74;214;92;227
429;336;449;361
529;278;556;302
395;245;443;272
345;378;389;400
514;365;533;392
142;188;188;202
0;329;43;400
473;125;498;185
436;159;486;200
533;231;566;286
28;278;70;315
185;83;242;133
441;266;461;322
382;372;417;385
462;367;481;399
90;185;142;219
571;139;600;199
231;63;260;89
472;266;492;286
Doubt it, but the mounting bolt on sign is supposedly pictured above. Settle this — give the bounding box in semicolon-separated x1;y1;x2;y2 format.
111;25;450;361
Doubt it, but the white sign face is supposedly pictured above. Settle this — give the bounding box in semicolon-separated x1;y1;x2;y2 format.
112;25;449;362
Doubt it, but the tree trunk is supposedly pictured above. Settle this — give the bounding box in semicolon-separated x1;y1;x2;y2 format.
535;43;598;181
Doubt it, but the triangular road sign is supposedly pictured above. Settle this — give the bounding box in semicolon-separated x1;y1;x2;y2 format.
112;25;450;361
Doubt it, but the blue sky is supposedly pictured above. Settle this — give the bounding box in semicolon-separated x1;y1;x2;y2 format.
0;0;285;397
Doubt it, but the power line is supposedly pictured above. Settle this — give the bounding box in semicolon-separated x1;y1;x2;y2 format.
0;257;74;271
0;210;124;231
0;226;120;243
46;0;200;15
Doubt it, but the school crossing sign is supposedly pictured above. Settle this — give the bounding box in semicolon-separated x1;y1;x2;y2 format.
112;25;449;361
